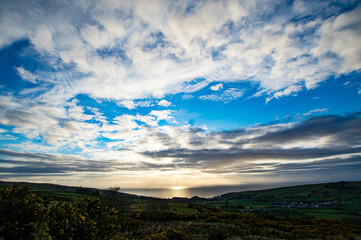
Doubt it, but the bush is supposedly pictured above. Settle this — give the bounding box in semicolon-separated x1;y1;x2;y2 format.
47;195;122;239
145;228;189;240
141;199;169;220
209;228;228;240
0;184;47;240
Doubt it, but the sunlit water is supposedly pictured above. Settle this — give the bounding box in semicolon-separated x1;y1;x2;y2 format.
122;183;302;198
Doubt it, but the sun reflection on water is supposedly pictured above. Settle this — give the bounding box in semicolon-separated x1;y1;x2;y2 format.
170;186;186;190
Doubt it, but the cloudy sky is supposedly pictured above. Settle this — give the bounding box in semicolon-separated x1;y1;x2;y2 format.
0;0;361;189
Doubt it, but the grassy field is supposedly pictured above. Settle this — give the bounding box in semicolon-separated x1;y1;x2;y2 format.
169;202;198;213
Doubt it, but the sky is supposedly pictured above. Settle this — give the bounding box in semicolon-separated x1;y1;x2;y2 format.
0;0;361;190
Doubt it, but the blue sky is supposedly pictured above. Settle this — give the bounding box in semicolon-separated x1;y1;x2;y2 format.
0;0;361;189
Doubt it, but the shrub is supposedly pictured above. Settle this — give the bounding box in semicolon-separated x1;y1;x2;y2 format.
145;228;189;240
0;184;47;240
141;200;169;220
209;228;228;240
47;196;121;239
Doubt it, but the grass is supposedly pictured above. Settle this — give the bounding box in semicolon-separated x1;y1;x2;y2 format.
342;197;361;211
301;209;348;219
169;203;198;213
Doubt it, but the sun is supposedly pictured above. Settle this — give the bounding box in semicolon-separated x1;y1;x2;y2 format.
170;186;186;190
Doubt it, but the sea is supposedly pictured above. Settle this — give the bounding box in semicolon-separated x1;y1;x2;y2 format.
122;182;306;199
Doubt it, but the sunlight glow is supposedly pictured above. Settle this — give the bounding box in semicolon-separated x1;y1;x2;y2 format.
170;186;186;190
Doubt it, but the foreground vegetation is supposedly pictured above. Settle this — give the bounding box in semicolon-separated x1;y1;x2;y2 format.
1;181;361;239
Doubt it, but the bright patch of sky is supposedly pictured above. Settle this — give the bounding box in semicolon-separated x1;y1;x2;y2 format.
0;0;361;189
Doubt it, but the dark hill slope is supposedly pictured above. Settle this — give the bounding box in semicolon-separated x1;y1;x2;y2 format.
221;181;361;202
0;181;144;200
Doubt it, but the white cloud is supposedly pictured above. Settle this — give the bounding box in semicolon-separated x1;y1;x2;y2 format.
0;93;106;149
149;110;174;121
117;100;136;110
158;99;171;107
80;24;112;49
312;5;361;75
200;88;244;103
1;0;359;105
182;94;194;100
30;25;55;53
0;128;7;134
118;100;154;109
0;0;39;48
16;67;38;84
273;85;303;99
304;108;330;116
113;115;139;130
136;114;158;127
66;100;93;121
210;83;223;91
0;95;22;108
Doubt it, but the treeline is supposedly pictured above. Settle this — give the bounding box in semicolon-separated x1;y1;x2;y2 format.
1;184;361;240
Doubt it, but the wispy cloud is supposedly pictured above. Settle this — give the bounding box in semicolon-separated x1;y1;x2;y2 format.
303;108;330;116
200;88;244;103
0;0;360;103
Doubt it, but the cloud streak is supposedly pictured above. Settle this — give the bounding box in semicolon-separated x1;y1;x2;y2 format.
1;112;360;184
141;112;361;175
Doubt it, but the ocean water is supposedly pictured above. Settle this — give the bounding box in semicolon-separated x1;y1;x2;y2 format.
122;183;302;198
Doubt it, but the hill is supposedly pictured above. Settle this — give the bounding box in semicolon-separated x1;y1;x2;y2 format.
0;180;146;200
200;181;361;221
222;181;361;201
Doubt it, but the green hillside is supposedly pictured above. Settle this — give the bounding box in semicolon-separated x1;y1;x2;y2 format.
206;181;361;220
